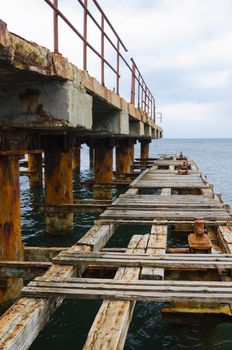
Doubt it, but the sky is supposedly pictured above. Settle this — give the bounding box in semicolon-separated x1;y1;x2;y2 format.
1;0;232;138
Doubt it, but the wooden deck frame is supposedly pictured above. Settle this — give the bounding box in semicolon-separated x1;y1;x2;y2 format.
0;155;232;350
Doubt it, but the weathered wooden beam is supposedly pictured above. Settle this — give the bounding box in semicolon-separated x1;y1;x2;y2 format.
0;261;51;278
52;252;232;270
24;247;67;262
34;199;112;214
83;234;149;350
22;278;232;304
24;245;124;262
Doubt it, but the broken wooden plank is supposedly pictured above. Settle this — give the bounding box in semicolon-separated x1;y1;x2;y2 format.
77;224;114;252
82;234;149;350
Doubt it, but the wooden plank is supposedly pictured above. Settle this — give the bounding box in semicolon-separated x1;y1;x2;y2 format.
53;253;232;269
202;188;214;198
34;200;112;214
25;277;232;287
100;209;229;221
141;225;167;280
218;226;232;253
98;219;228;226
0;261;51;278
123;188;138;196
24;247;67;262
22;279;232;304
82;234;149;350
161;188;171;196
130;168;149;188
77;224;114;252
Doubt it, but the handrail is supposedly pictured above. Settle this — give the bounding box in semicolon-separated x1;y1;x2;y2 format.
44;0;156;122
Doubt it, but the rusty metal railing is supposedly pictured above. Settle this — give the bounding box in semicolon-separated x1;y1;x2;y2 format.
44;0;156;122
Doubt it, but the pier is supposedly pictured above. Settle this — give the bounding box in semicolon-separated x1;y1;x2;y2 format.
1;154;232;349
0;1;232;349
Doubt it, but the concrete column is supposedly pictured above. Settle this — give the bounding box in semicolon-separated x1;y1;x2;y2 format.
116;139;132;175
28;153;43;188
44;139;73;234
0;155;23;303
89;146;94;170
93;139;114;199
72;147;81;173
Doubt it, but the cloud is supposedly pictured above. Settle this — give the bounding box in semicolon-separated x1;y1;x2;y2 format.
1;0;232;137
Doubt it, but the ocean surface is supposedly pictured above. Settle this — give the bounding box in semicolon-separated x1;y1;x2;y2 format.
17;138;232;350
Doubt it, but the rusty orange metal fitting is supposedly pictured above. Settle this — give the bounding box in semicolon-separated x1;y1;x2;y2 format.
188;217;212;253
194;217;205;236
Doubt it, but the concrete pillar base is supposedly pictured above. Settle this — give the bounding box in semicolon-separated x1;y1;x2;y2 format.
45;213;73;234
93;186;112;200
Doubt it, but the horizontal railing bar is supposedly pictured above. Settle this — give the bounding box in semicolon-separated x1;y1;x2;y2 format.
44;0;119;76
91;0;127;51
76;0;125;55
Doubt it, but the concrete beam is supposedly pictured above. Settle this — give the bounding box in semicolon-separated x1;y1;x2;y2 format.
0;81;93;129
129;120;145;137
93;109;129;135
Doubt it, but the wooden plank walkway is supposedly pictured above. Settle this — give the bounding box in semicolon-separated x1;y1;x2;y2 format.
22;278;232;303
1;154;232;350
50;252;232;269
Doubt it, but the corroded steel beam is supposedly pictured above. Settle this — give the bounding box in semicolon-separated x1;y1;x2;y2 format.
116;139;133;175
28;153;43;188
72;146;81;172
140;139;151;161
44;139;73;234
89;146;94;169
93;139;114;199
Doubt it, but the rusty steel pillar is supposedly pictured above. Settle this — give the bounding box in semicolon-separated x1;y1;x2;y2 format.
89;146;94;170
140;139;151;163
116;139;133;175
0;155;23;303
93;139;114;199
72;146;81;173
44;138;73;234
28;152;43;188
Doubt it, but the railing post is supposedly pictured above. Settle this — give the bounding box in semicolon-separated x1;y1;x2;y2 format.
101;14;105;86
137;74;140;108
153;99;156;123
141;81;144;110
148;92;151;116
145;87;148;113
130;60;136;105
83;0;88;70
53;0;59;53
116;39;120;94
151;97;153;120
